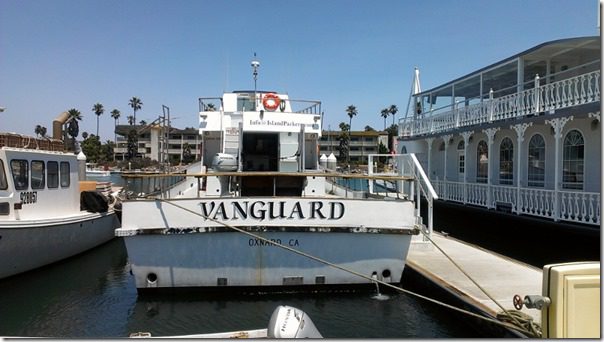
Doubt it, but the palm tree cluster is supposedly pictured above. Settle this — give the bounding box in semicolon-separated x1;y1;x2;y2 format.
34;125;47;138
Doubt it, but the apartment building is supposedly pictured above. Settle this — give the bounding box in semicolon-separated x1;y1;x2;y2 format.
113;125;201;163
318;130;389;164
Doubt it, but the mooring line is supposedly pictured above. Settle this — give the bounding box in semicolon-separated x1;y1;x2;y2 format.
157;199;535;336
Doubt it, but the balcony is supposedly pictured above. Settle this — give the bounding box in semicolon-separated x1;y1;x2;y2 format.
432;180;600;226
399;70;600;138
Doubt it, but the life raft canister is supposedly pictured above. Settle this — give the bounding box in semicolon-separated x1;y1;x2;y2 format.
262;93;281;111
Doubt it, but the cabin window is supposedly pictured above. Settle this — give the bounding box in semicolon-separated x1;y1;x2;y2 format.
60;161;70;188
47;161;59;188
499;138;514;185
0;160;7;190
528;134;545;187
562;130;584;190
31;160;45;190
476;141;488;183
10;159;28;190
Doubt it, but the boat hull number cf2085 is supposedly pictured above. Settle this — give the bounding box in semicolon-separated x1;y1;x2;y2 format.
20;191;37;204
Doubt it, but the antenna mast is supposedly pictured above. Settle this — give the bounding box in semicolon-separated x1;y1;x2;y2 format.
251;53;260;109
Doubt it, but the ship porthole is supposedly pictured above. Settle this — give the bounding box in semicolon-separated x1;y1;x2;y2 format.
382;269;391;278
146;273;158;287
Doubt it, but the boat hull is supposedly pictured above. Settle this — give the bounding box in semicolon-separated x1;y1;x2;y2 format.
123;229;413;290
0;212;119;279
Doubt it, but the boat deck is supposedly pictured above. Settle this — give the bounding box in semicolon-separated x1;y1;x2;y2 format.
407;233;542;325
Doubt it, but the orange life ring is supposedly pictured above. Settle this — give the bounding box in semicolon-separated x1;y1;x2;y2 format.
262;93;280;111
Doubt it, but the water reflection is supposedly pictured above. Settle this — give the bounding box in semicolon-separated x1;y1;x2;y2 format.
0;237;480;338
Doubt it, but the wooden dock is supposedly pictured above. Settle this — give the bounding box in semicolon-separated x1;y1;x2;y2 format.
407;233;542;325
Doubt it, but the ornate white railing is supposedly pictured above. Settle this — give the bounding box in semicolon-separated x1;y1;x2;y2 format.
433;180;600;225
399;70;600;137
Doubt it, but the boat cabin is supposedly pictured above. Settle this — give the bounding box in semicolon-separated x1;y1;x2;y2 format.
198;91;323;196
0;134;81;221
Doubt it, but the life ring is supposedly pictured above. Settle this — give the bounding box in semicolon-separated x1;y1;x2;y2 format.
262;93;280;111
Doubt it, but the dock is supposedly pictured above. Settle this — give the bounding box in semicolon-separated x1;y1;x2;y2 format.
406;232;542;332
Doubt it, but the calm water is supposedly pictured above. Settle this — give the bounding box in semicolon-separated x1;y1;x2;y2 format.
0;238;483;338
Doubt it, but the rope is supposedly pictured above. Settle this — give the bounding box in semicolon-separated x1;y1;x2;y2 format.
418;231;541;338
156;199;537;336
497;310;541;337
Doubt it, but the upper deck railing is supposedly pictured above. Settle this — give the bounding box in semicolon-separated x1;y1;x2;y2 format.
399;69;601;137
198;96;321;115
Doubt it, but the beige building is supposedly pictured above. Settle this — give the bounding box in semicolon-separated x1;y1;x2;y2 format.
114;125;201;163
319;130;389;164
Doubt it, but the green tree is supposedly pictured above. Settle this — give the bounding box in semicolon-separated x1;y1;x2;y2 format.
40;126;47;138
338;121;350;165
92;103;104;137
34;125;42;137
127;115;135;125
389;104;398;126
345;105;357;164
81;134;101;162
380;108;389;130
385;124;398;152
129;97;143;124
66;108;82;151
110;109;121;144
364;125;376;131
82;131;89;140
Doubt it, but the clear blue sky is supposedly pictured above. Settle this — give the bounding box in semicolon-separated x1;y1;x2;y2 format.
0;0;599;140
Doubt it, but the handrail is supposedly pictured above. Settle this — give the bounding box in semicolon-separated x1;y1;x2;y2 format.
410;153;438;200
400;69;600;137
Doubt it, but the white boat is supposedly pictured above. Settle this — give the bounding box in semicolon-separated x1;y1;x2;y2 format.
397;36;600;231
116;60;431;291
0;133;120;279
86;163;111;177
129;305;323;338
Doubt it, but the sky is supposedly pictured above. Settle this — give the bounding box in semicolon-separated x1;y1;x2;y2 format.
0;0;599;141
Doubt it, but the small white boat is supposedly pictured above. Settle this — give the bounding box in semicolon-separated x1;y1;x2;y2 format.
0;133;120;279
86;163;110;177
129;305;322;338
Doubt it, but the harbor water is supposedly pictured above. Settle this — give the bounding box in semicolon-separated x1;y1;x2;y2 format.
0;173;485;338
0;237;484;338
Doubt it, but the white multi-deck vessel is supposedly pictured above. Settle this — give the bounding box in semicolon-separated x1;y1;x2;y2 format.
397;36;600;254
117;61;430;291
0;133;120;279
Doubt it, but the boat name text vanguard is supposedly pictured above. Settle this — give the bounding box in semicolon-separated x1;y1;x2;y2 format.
199;200;345;221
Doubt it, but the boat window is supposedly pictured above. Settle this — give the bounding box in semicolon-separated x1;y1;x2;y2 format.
0;160;7;190
476;141;488;183
60;161;70;188
31;160;45;190
499;137;514;185
10;159;28;190
47;161;59;188
562;130;584;190
528;134;545;187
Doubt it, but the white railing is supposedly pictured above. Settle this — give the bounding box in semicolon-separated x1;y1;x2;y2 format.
399;70;600;137
368;154;438;239
433;180;600;225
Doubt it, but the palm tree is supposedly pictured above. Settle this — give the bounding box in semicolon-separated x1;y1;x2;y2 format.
82;131;89;140
380;108;389;130
129;97;143;124
345;105;357;165
110;109;121;144
39;126;47;138
388;104;398;126
127;115;135;125
139;120;147;126
34;125;42;137
66;108;82;151
92;103;104;137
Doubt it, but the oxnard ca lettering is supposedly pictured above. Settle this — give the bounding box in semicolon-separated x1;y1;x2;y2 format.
198;200;344;221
